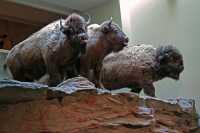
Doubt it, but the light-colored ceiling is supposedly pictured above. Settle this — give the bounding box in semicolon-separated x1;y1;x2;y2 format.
7;0;109;14
41;0;109;11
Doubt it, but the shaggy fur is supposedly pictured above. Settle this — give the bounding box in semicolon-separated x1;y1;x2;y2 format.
78;19;129;85
6;13;89;86
100;44;184;97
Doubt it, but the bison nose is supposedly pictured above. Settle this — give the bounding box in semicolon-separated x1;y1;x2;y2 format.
124;37;129;43
78;33;88;40
180;65;184;71
175;75;180;80
172;74;180;80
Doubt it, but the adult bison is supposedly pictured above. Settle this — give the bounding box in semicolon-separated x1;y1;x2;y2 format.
77;18;129;86
5;13;90;86
100;44;184;97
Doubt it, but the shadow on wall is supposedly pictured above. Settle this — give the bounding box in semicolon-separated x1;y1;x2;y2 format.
167;0;177;15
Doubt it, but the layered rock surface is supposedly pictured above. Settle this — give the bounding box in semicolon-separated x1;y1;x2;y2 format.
0;77;199;133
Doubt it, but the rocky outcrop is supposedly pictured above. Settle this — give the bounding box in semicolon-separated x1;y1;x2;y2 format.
0;77;199;133
0;76;96;104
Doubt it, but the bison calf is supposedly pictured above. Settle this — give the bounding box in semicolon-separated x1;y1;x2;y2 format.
100;44;184;97
6;13;89;86
78;18;129;85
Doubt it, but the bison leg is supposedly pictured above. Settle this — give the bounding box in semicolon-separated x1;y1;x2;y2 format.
11;69;26;81
98;77;106;89
48;71;62;86
64;64;79;79
8;60;33;82
35;73;49;85
131;87;142;94
98;69;107;89
143;83;155;97
45;62;62;86
11;70;34;82
44;52;63;86
127;82;142;94
92;64;102;87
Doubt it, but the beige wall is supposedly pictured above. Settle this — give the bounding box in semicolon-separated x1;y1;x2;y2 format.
87;0;122;27
119;0;200;115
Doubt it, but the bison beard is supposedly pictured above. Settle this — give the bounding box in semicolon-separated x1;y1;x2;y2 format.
5;13;89;86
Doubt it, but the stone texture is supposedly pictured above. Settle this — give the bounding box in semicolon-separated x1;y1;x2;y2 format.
56;76;96;94
0;77;199;133
0;79;48;104
0;77;96;104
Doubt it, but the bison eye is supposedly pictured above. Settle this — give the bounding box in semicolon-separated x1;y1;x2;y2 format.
79;28;85;33
66;27;74;34
113;28;118;32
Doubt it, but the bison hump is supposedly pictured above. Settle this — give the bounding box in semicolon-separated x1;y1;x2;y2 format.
103;44;156;69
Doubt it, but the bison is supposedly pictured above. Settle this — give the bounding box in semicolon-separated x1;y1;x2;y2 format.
5;13;90;86
77;18;129;86
100;44;184;97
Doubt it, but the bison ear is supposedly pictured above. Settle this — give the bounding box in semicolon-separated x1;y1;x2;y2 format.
86;13;91;25
60;19;64;30
157;54;169;65
102;26;110;33
60;19;71;35
102;17;113;33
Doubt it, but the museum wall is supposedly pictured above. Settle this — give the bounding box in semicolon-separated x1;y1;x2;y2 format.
87;0;122;27
0;19;40;45
119;0;200;115
0;19;40;80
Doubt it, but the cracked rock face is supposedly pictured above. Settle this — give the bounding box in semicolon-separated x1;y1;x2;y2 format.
0;77;199;133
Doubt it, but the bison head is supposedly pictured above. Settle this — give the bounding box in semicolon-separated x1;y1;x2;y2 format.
100;18;129;52
155;45;184;80
60;13;90;54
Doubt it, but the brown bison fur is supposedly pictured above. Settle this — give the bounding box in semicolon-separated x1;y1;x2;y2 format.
100;44;184;97
78;19;129;85
6;13;89;86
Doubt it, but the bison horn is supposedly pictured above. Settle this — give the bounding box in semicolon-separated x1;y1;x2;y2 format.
77;12;91;25
86;13;91;25
60;18;69;33
60;18;64;31
108;17;113;27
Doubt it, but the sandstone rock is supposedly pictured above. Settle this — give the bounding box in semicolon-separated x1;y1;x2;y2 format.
0;77;96;104
0;79;48;104
0;77;199;133
56;76;96;94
